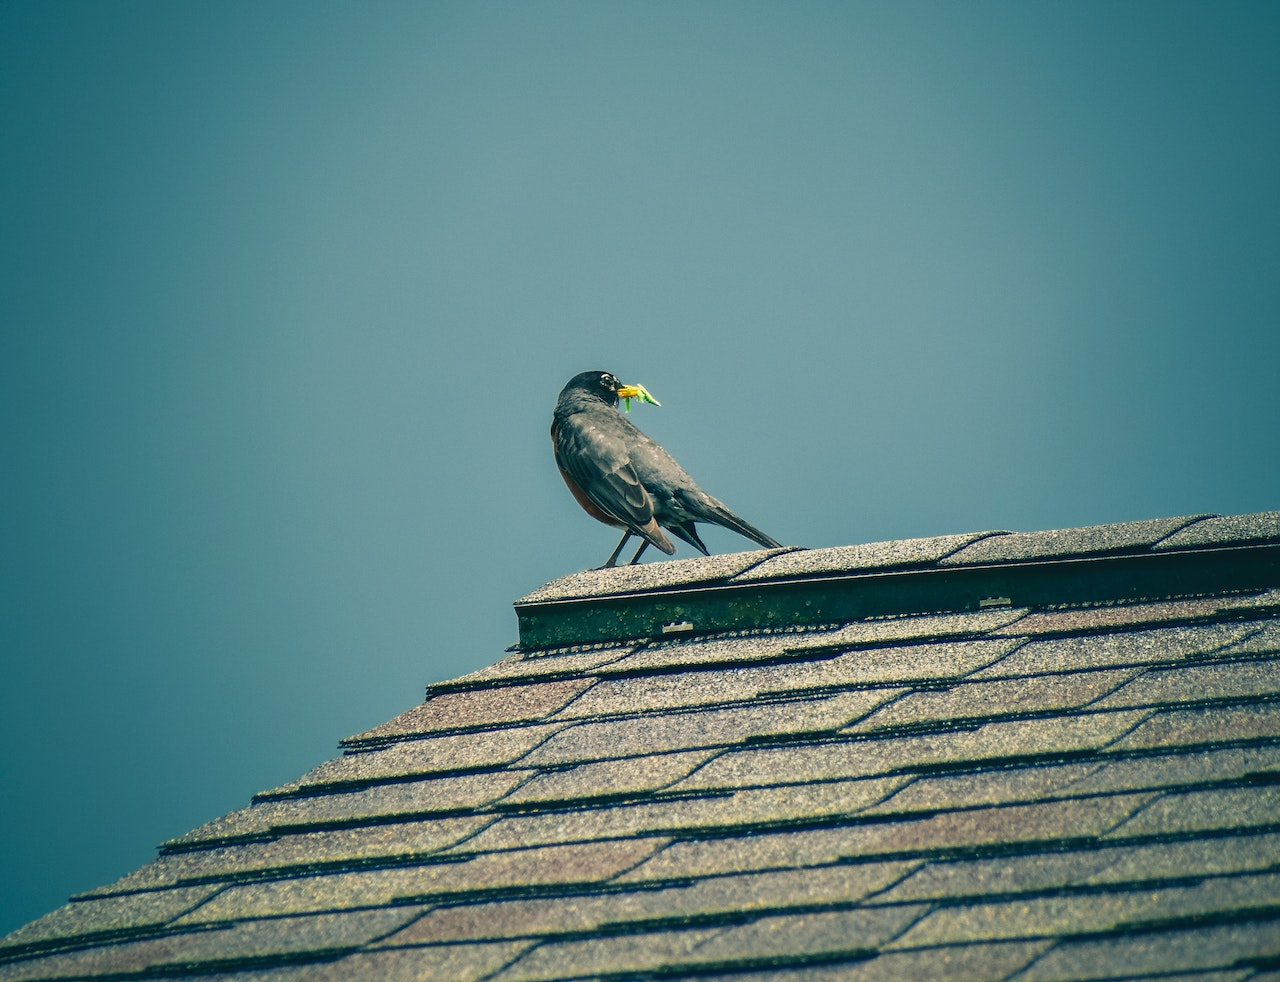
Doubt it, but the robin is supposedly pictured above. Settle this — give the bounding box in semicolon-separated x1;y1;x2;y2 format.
552;370;783;567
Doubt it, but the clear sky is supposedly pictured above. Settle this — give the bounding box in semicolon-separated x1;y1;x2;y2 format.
2;0;1277;936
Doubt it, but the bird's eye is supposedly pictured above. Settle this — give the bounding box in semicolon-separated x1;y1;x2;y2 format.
599;374;614;387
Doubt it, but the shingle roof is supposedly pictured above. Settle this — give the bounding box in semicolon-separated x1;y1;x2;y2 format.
3;511;1280;981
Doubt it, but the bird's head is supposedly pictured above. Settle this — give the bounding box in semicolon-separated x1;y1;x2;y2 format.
558;370;655;411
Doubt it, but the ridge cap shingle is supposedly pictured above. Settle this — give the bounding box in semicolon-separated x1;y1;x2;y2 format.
514;511;1280;650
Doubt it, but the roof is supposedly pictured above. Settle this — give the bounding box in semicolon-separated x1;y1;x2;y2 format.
3;510;1280;981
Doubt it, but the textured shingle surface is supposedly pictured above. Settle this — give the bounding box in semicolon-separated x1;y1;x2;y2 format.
3;510;1279;981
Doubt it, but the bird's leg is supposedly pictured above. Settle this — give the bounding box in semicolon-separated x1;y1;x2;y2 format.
628;540;649;565
602;531;632;568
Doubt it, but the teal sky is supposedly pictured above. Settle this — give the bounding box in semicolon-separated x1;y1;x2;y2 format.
2;1;1277;935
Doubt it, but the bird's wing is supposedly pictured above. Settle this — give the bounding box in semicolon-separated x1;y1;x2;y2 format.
554;412;656;530
626;430;783;550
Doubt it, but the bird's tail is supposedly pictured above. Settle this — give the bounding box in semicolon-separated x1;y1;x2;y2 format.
668;522;711;556
707;505;782;550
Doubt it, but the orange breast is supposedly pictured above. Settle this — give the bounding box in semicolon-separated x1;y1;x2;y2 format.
552;420;621;528
558;466;621;527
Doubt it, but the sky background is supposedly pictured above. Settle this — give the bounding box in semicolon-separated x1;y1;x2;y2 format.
2;0;1277;936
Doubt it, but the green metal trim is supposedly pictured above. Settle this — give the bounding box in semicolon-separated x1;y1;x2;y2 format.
514;543;1280;650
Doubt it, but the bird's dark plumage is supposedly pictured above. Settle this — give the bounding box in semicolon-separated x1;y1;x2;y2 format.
552;370;782;567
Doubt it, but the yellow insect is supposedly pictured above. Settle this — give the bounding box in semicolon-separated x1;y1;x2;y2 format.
615;383;660;413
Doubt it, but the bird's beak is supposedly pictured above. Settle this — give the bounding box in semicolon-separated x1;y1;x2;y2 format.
616;383;661;407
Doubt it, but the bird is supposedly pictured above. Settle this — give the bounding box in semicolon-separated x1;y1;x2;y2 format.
552;370;783;567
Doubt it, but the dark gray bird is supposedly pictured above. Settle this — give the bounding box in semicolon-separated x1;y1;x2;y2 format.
552;370;782;567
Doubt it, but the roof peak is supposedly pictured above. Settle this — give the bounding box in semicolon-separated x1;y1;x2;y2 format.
515;511;1280;650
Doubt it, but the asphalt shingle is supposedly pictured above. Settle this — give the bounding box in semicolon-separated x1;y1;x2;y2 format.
259;722;565;795
497;748;714;805
889;872;1280;948
672;709;1152;792
603;607;1028;674
1055;743;1280;797
83;817;493;896
167;770;531;848
1153;510;1280;550
343;678;594;741
1011;919;1280;980
516;548;790;604
1079;831;1280;886
753;940;1051;982
987;595;1257;637
728;531;992;581
0;908;420;981
1093;656;1280;708
875;849;1121;905
489;904;926;981
967;622;1257;678
1219;618;1280;656
380;860;915;947
1110;701;1280;751
1108;784;1280;838
937;515;1202;565
860;761;1109;816
0;886;218;952
848;667;1139;731
232;942;533;982
519;689;882;766
440;643;635;690
449;774;908;854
